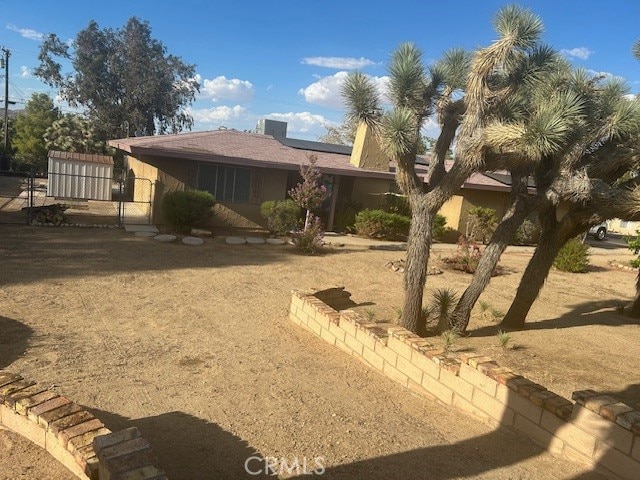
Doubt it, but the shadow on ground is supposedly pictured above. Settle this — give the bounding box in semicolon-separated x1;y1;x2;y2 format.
0;316;33;369
469;300;639;338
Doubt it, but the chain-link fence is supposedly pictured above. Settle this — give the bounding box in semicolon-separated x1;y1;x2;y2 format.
0;167;153;226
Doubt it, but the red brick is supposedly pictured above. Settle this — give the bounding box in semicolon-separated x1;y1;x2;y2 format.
529;390;558;407
477;361;500;375
571;389;599;406
506;376;535;392
616;410;640;430
5;384;48;409
68;427;111;456
59;418;105;447
27;396;72;420
15;390;59;415
468;356;494;368
37;402;83;428
93;427;140;451
543;395;573;417
0;379;36;401
48;410;95;434
583;394;618;414
518;383;546;399
100;447;158;475
485;366;515;384
459;353;484;364
0;371;23;388
600;402;634;423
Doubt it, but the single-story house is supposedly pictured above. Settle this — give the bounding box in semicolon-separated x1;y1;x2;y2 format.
107;119;522;232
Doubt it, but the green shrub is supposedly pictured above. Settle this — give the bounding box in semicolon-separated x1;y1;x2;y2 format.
432;213;447;240
292;215;324;254
161;189;215;233
355;209;410;240
260;199;301;235
466;207;498;243
554;237;589;272
382;193;411;217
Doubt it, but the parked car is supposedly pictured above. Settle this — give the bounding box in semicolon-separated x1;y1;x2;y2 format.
589;222;607;240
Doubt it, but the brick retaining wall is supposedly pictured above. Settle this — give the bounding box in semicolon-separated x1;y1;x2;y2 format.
290;287;640;480
0;371;166;480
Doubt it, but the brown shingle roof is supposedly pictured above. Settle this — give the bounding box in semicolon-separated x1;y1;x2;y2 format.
48;150;114;165
108;130;515;191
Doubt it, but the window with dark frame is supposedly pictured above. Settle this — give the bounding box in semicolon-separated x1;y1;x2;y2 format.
198;164;251;203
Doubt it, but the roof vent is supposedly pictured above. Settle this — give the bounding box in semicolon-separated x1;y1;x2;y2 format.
256;119;287;138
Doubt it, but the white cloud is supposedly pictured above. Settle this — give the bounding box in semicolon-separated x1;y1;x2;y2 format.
560;47;594;60
195;74;254;102
301;56;377;69
298;71;389;109
265;112;330;134
585;69;615;80
6;23;44;41
19;66;32;78
421;117;441;140
187;105;247;125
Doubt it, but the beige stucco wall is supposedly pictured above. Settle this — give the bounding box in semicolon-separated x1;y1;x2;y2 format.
458;189;510;233
351;177;394;210
438;195;465;231
607;219;640;235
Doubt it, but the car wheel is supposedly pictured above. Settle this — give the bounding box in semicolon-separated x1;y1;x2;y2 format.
595;228;606;240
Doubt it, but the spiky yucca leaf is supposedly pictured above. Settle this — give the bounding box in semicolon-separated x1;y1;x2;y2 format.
436;48;472;92
380;107;420;158
387;43;427;113
342;72;381;127
493;4;544;51
633;40;640;61
607;96;640;140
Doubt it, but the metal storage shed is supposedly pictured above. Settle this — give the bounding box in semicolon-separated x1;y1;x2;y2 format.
47;150;114;201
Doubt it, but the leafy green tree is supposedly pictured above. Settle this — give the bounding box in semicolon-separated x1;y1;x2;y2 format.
318;120;358;145
35;17;199;140
12;93;60;171
44;114;109;154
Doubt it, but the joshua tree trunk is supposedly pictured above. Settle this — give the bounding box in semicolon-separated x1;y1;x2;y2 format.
501;214;583;329
401;197;433;333
450;173;530;333
629;271;640;318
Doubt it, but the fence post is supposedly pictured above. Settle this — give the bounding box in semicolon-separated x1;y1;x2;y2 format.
27;172;34;224
117;178;123;226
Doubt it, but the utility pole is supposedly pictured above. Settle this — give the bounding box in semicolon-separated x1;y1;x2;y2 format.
1;46;9;168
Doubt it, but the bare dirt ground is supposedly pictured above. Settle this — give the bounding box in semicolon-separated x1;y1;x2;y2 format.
1;225;637;479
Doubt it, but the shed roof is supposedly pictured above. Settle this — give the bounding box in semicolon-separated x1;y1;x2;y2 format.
48;150;114;165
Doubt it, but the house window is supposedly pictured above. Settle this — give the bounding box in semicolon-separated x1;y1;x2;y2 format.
198;164;251;203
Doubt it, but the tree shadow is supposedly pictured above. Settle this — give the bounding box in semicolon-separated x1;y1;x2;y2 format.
0;316;33;369
87;408;271;480
468;300;639;338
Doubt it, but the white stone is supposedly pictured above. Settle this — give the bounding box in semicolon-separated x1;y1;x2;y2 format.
246;237;266;244
266;238;286;245
182;236;204;245
225;236;246;245
154;234;177;242
191;228;212;237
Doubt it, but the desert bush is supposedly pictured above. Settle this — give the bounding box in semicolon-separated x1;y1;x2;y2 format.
382;193;411;217
161;189;215;233
466;207;498;243
292;215;324;255
513;219;540;245
334;198;362;233
354;209;410;240
554;237;589;272
496;330;512;350
443;235;504;275
260;199;301;235
430;288;459;332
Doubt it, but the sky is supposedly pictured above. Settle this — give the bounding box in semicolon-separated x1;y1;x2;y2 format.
2;0;640;141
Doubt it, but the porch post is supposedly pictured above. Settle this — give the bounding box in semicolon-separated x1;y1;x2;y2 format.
327;175;340;232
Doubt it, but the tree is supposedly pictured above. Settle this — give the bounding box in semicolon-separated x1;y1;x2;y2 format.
288;154;330;230
318;120;358;145
12;93;60;171
343;5;550;334
626;232;640;318
44;113;109;154
35;17;199;140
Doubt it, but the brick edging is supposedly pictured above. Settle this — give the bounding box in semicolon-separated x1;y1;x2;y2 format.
0;371;167;480
290;288;640;480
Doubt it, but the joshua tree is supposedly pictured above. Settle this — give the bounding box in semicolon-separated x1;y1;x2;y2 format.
343;5;551;334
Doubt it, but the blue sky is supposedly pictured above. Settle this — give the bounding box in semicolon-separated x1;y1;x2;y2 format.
2;0;640;140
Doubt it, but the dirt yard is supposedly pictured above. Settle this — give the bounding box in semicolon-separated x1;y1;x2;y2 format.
1;224;637;479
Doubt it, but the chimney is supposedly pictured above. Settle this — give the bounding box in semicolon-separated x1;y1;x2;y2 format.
349;122;388;171
256;119;287;138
